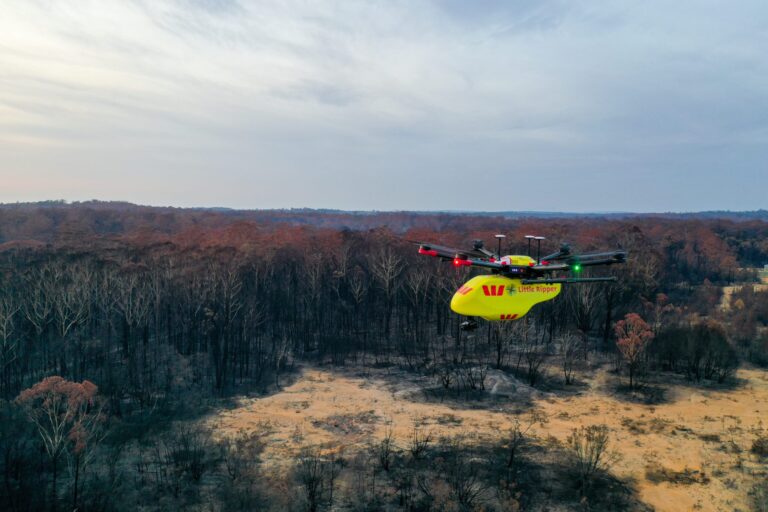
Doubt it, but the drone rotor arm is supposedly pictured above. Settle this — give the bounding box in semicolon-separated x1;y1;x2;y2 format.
570;250;627;268
461;258;505;270
414;241;488;260
576;257;625;268
521;276;618;285
571;249;627;261
416;242;463;260
531;263;570;272
415;241;500;268
533;249;626;272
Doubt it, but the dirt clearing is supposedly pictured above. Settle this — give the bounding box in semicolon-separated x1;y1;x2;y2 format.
208;366;768;511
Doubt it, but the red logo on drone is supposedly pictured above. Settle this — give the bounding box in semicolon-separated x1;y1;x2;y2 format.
482;285;505;296
457;286;473;295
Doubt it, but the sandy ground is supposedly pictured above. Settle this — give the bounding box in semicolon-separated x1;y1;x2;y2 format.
207;366;768;512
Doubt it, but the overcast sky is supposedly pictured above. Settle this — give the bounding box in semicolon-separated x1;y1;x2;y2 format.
1;1;766;212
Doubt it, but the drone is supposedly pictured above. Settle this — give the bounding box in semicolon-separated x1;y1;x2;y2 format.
416;235;626;329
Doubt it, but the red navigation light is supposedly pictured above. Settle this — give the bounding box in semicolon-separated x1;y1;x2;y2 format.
418;247;438;257
453;258;472;267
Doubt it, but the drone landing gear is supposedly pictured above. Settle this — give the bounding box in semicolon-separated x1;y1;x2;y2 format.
460;318;479;331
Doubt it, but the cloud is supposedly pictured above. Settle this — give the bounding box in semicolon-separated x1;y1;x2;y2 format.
0;0;766;211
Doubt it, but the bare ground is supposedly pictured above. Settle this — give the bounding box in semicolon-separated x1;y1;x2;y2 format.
720;284;768;311
207;365;768;512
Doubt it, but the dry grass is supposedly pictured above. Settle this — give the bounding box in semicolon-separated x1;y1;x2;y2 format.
207;365;768;512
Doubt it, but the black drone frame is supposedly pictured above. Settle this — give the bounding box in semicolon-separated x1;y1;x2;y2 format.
415;237;627;285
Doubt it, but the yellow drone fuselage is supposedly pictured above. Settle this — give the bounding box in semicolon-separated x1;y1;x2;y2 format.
417;240;625;321
450;255;562;320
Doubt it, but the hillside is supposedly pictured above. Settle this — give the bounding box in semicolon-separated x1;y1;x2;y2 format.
0;202;767;511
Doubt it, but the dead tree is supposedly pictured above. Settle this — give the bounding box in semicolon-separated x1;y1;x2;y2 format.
0;291;20;397
114;271;151;393
568;283;600;360
522;339;548;387
50;262;92;341
368;248;403;342
206;264;244;391
22;264;54;337
559;331;580;385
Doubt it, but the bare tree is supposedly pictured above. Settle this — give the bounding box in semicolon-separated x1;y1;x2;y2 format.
375;424;397;472
303;253;324;331
443;437;487;509
0;291;20;396
114;271;151;392
521;333;548;386
114;272;151;339
347;267;369;359
220;429;266;482
348;267;368;306
559;331;580;385
568;283;600;359
404;267;432;351
295;447;341;512
50;262;92;340
207;264;244;390
22;264;54;337
505;412;546;469
368;248;403;340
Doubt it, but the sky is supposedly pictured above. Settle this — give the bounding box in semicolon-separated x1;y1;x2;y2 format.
1;1;767;212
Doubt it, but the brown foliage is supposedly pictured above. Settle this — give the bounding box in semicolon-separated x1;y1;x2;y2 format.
615;313;654;388
16;376;102;457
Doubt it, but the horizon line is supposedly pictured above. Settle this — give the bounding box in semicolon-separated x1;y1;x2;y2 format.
0;199;767;217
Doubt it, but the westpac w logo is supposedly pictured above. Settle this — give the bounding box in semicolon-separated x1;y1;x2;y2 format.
481;285;505;296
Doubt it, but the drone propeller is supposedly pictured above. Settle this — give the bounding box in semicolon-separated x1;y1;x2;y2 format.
413;241;504;269
541;243;571;262
415;242;484;259
472;239;498;259
533;248;627;272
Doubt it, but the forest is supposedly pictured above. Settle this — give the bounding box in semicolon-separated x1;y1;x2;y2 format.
0;202;767;511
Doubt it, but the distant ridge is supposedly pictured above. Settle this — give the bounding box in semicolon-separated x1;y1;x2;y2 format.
0;201;766;221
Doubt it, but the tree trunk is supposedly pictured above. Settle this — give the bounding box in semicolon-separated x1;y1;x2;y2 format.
51;454;58;512
72;453;80;511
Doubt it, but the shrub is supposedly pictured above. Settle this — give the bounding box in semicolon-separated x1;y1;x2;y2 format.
408;422;433;460
751;433;768;459
751;478;768;512
441;438;487;509
567;424;614;492
375;425;397;472
645;463;710;485
294;447;343;512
